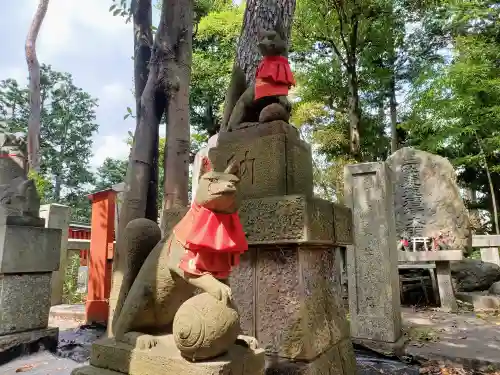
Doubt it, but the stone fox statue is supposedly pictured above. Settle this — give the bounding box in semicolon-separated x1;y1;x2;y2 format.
221;28;296;132
113;158;257;359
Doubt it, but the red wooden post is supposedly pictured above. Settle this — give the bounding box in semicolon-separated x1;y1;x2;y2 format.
86;189;116;324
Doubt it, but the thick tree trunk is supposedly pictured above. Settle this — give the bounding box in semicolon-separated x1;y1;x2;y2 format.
131;0;157;221
389;77;398;154
25;0;49;172
162;0;193;211
221;0;296;131
347;63;361;160
108;0;193;337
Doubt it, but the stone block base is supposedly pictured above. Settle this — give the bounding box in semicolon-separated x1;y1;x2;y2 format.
73;366;123;375
0;224;62;273
0;273;52;335
0;327;58;365
265;339;357;375
80;336;265;375
352;335;406;357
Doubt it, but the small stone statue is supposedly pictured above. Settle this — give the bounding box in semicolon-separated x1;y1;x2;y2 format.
0;131;41;223
113;158;259;361
221;28;296;132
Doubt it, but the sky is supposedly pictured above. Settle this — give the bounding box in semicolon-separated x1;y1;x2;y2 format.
0;0;158;170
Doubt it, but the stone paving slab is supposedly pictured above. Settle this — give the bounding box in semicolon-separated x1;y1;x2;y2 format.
402;307;500;372
0;352;82;375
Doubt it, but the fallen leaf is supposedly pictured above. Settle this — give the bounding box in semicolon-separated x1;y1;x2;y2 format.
15;364;35;372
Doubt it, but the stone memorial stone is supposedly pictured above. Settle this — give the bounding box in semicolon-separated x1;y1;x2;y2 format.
344;162;404;356
386;147;471;253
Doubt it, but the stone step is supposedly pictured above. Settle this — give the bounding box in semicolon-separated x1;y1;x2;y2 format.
50;304;85;322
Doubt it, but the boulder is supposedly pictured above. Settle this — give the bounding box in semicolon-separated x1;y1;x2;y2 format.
387;147;472;254
451;259;500;292
489;281;500;295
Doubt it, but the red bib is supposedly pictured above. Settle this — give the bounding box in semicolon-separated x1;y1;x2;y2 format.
173;203;248;279
254;55;296;100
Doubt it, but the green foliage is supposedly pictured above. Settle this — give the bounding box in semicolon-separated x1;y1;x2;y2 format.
190;3;242;136
27;169;51;202
403;0;500;231
95;158;129;192
62;253;85;304
0;65;99;222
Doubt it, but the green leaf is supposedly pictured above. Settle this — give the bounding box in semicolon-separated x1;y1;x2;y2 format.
113;9;121;16
124;113;130;120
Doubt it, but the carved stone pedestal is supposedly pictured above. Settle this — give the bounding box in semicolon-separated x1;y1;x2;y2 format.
72;336;265;375
205;122;357;374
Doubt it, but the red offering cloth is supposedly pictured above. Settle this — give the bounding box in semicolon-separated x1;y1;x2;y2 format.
254;55;296;100
173;203;248;279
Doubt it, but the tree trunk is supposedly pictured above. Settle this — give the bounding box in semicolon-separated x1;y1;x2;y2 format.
108;0;194;337
131;0;157;221
162;0;193;211
347;63;361;160
477;134;499;234
221;0;296;131
25;0;49;172
389;74;398;154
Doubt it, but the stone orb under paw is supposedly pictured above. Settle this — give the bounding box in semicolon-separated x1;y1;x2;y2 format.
259;103;290;123
173;292;240;361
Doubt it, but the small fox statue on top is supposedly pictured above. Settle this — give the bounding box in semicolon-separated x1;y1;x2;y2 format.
221;27;296;132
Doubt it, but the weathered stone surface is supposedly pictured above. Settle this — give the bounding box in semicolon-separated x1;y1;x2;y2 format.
230;245;351;361
0;273;52;335
435;261;458;313
0;326;58;351
481;247;500;267
344;162;403;348
161;195;353;246
451;259;500;292
259;103;289;123
87;336;265;375
161;207;189;236
73;367;122;375
39;203;70;306
264;339;356;375
489;281;500;295
0;224;61;273
173;293;240;361
0;132;41;220
0;327;58;365
456;291;500;311
387;147;471;253
209;121;313;200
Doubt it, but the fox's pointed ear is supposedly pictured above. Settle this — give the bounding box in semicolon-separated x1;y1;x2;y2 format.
224;160;240;177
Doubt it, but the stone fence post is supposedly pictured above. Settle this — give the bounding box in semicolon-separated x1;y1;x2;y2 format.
39;204;71;306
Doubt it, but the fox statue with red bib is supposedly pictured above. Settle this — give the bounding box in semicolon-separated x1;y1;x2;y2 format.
113;158;258;362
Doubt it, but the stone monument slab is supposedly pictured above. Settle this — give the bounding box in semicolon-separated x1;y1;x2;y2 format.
0;273;52;335
344;162;404;355
386;147;471;253
0;224;61;273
